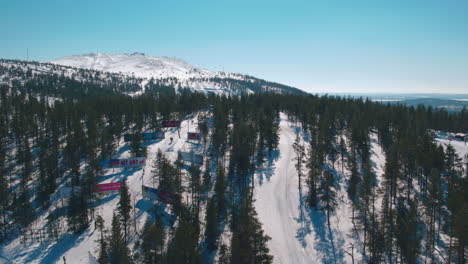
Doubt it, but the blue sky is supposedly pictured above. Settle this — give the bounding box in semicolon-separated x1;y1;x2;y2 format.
1;0;468;93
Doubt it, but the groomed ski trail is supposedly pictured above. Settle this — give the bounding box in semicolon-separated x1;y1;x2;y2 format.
254;113;319;264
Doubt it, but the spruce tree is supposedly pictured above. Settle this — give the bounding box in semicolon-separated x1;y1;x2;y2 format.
202;160;211;192
204;196;218;251
167;215;202;264
109;213;130;264
214;165;227;220
319;170;338;227
292;133;305;190
118;181;131;243
141;218;165;264
13;187;34;228
230;194;273;264
95;215;108;264
130;131;147;157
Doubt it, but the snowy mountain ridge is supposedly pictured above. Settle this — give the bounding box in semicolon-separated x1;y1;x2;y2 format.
51;52;217;80
49;53;305;95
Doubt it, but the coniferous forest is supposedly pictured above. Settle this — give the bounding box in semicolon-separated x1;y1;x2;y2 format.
0;60;467;263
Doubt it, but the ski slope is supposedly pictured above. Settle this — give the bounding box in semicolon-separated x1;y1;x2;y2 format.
254;114;319;264
254;114;355;264
254;115;390;264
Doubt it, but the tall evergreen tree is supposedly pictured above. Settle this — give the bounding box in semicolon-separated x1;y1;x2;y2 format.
319;170;338;227
109;213;131;264
214;165;227;220
95;215;109;264
141;217;165;264
118;181;132;243
230;194;273;264
204;196;219;251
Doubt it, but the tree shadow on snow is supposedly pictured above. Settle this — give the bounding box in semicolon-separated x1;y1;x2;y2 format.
15;233;83;264
308;208;345;264
141;139;163;147
113;145;131;158
256;150;280;185
295;164;346;264
295;187;312;248
116;168;142;181
38;233;84;264
91;193;118;207
96;172;122;183
135;199;176;227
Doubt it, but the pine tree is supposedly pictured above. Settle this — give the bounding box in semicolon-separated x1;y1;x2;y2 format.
202;160;211;192
13;187;34;228
67;187;90;234
339;137;347;174
425;168;442;262
204;196;218;251
453;204;468;264
347;147;360;205
167;215;202;264
292;133;305;191
118;181;131;243
141;218;165;264
199;119;208;144
0;139;9;236
214;165;227;220
306;132;323;207
396;198;421;264
230;194;273;264
189;164;201;206
95;215;109;264
319;170;338;227
109;213;131;264
130;131;147;157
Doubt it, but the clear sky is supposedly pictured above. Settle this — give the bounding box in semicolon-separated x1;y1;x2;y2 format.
1;0;468;93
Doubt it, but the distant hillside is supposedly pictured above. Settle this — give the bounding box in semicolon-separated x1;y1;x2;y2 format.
50;53;306;95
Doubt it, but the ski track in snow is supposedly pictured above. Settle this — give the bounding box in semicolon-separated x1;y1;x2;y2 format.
255;114;372;264
254;114;320;264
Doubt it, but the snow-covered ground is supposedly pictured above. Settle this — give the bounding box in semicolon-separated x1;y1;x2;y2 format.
435;134;468;159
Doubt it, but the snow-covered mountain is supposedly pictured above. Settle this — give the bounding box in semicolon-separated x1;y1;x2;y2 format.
50;53;305;95
51;52;215;80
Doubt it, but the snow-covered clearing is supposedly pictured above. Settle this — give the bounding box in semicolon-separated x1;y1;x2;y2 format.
435;136;468;158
